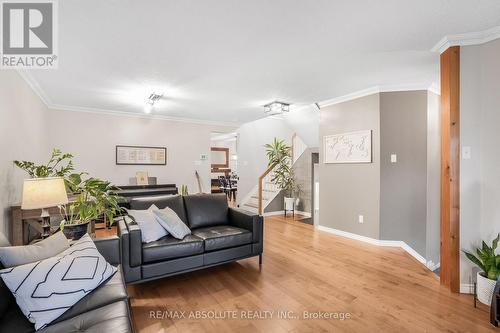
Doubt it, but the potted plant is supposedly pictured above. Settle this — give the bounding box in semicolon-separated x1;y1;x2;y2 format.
264;138;300;212
59;175;123;240
15;149;124;240
463;234;500;305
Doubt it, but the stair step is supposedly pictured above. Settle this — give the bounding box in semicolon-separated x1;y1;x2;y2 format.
251;195;269;201
244;202;259;209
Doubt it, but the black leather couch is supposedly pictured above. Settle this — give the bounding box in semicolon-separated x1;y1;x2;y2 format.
118;194;263;284
0;236;133;333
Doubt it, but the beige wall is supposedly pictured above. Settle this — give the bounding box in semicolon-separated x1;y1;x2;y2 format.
0;71;50;238
460;38;500;287
47;109;235;194
319;93;381;239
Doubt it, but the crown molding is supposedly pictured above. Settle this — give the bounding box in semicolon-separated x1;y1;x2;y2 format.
17;70;53;106
431;25;500;54
16;70;240;128
318;83;439;108
49;103;240;127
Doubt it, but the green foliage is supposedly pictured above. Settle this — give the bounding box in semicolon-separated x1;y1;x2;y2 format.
180;185;189;196
60;176;124;228
264;138;291;166
14;148;124;229
264;138;299;197
14;149;75;178
463;234;500;280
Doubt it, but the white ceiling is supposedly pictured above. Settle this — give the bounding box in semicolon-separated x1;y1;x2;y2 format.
26;0;500;124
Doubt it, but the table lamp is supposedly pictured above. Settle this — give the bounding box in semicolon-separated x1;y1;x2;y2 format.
21;177;69;239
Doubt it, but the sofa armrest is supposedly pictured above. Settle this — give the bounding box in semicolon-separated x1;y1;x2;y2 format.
118;216;142;267
94;236;120;266
228;208;263;243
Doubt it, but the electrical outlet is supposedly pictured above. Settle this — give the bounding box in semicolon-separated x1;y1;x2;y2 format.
358;215;364;224
390;154;397;163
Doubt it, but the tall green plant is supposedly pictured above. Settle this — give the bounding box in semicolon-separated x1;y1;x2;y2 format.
463;234;500;280
264;138;299;197
14;149;75;178
264;138;291;166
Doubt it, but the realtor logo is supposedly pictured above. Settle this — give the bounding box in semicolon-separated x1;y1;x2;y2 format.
1;0;58;68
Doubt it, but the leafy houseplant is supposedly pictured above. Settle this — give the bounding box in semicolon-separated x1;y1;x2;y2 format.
14;149;75;180
59;177;123;240
15;149;124;240
264;138;300;211
463;234;500;305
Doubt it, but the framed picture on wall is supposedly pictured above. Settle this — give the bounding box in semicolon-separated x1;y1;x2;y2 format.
116;145;167;165
324;130;372;164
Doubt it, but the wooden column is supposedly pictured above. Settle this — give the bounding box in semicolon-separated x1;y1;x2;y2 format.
440;46;460;292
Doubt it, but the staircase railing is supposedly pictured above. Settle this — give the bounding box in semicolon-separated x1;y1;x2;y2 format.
258;162;277;215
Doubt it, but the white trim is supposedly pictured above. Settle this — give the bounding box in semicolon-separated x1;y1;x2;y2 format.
263;210;312;218
317;225;432;267
318;84;440;108
460;283;474;294
49;103;240;127
263;210;284;217
431;25;500;54
426;261;440;272
17;70;52;106
16;70;240;127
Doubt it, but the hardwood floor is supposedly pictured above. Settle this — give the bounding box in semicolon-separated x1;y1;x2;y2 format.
104;215;495;333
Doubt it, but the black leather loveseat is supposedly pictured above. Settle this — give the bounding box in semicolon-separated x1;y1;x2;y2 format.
118;194;263;284
0;236;133;333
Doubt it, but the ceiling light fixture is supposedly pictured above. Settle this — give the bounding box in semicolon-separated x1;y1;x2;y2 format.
144;92;163;114
264;101;290;116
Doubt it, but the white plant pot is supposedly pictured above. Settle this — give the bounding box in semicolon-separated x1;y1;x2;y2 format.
284;197;295;211
477;271;497;305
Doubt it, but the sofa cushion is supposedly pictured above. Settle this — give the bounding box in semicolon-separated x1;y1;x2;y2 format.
130;195;188;224
39;300;132;333
183;194;229;229
51;267;127;325
0;231;69;268
142;235;204;263
0;301;34;333
192;226;252;251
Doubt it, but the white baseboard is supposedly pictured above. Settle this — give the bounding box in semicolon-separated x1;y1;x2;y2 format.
317;225;438;270
263;210;312;218
460;283;474;294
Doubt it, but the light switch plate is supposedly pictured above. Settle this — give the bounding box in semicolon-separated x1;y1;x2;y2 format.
390;154;397;163
462;146;471;160
358;215;364;224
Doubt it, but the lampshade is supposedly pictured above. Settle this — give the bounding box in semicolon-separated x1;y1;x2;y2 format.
21;177;69;210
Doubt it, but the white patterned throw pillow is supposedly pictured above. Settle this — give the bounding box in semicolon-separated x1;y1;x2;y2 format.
0;234;117;330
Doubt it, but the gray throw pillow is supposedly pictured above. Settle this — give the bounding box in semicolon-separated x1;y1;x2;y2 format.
0;231;69;268
153;207;191;239
126;206;168;243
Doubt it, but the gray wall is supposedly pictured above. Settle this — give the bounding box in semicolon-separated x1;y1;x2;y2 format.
426;91;441;266
0;71;50;239
379;91;428;257
319;93;381;239
460;38;500;286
